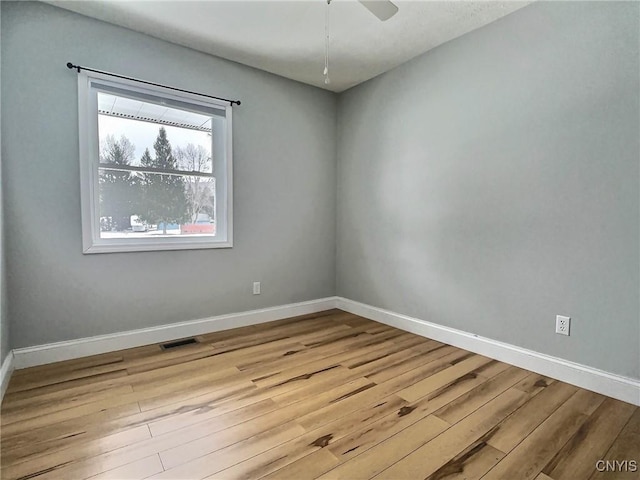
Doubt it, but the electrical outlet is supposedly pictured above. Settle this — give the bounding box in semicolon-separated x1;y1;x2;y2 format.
556;315;570;336
253;282;261;295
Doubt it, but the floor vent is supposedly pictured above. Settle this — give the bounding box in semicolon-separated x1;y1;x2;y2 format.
161;338;198;350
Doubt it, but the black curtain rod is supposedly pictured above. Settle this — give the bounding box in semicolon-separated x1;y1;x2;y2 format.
66;62;241;106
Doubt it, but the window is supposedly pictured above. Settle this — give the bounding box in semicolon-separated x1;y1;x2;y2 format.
77;72;232;253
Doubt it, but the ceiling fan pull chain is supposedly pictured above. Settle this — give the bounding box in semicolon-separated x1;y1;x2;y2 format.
324;0;331;85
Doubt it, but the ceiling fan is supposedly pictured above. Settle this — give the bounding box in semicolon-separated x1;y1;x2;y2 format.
357;0;399;22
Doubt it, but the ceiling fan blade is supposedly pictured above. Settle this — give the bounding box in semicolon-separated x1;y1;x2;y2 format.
358;0;398;21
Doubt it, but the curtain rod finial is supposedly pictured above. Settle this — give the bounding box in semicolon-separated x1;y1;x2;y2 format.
66;62;73;69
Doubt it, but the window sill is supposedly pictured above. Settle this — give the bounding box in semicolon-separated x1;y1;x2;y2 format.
83;239;233;254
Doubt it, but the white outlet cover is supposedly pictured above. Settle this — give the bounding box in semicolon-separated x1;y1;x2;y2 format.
556;315;570;336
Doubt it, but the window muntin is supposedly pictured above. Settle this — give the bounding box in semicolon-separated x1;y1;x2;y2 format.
78;73;232;253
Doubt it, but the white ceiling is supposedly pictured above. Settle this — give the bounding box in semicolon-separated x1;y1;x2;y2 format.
46;0;534;92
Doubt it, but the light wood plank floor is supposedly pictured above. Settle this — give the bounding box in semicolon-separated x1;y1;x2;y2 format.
1;310;637;480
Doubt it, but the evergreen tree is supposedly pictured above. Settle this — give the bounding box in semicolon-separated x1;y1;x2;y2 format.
140;148;153;168
139;127;189;234
99;135;137;231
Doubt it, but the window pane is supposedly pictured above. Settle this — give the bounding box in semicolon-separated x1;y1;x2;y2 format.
99;170;216;238
97;92;213;174
97;103;217;238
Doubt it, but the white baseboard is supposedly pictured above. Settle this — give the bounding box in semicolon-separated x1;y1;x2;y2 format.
1;350;15;404
8;295;639;406
12;297;338;369
336;297;640;406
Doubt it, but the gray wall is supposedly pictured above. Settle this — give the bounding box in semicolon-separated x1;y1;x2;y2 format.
2;1;337;348
0;2;8;366
336;1;639;379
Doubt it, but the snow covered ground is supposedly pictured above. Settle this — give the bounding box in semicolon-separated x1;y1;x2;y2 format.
100;229;214;239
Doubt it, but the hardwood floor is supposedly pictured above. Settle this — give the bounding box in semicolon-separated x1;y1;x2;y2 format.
0;309;637;480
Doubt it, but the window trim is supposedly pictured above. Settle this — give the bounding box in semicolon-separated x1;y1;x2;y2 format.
77;71;233;254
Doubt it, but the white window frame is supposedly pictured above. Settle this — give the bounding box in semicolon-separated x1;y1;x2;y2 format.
77;71;233;254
